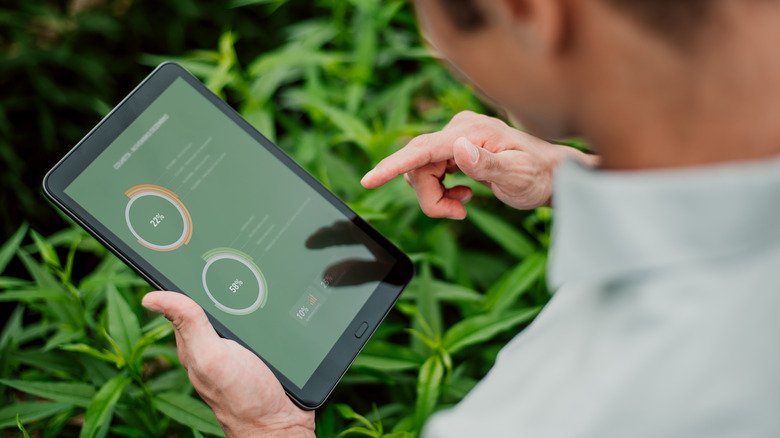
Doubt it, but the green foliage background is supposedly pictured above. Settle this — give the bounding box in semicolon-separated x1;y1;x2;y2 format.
0;0;555;436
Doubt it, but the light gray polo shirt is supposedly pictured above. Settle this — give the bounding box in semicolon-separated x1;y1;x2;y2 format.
424;157;780;437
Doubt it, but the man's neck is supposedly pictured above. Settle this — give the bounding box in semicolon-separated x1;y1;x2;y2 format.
574;0;780;171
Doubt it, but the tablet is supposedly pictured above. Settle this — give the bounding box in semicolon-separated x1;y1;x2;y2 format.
43;62;413;409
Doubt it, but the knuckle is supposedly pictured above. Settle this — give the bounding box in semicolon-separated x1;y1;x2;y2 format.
452;110;477;123
473;117;498;133
408;132;434;149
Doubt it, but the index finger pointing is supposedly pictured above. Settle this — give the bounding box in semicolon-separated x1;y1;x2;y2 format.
361;132;459;189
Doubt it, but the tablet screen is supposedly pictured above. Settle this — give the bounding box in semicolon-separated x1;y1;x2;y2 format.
63;76;397;389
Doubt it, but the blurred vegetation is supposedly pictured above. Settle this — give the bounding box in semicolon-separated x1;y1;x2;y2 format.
0;0;322;241
0;0;555;436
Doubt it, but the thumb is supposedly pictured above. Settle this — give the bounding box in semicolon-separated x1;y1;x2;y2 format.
142;291;220;347
453;137;503;183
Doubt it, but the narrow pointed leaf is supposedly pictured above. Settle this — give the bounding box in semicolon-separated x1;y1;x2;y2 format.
442;307;541;355
30;230;60;268
0;402;72;429
154;392;225;437
482;253;546;314
466;206;535;258
16;413;31;438
106;285;142;358
79;374;131;438
0;223;27;275
414;355;444;433
0;288;68;302
0;379;96;408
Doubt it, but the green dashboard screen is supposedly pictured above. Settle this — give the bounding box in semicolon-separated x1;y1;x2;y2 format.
65;77;393;388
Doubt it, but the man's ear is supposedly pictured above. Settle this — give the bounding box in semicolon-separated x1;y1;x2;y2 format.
493;0;570;54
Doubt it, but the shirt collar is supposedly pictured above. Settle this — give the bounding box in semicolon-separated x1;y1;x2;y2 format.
547;155;780;289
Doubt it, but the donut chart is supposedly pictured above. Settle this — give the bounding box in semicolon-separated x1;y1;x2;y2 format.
125;185;193;251
202;248;267;315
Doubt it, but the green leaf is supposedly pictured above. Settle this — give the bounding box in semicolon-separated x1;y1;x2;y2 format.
353;340;424;372
205;32;239;96
383;433;414;438
284;90;372;146
401;280;483;304
442;307;541;355
352;6;378;82
81;355;119;387
339;426;380;437
0;402;72;429
0;305;23;352
406;328;440;352
0;288;68;302
0;223;27;275
154;392;225;437
79;375;131;438
106;285;142;358
109;425;150;438
0;276;30;288
17;249;59;289
15;321;54;345
0;379;96;408
13;349;82;376
60;343;119;366
128;322;173;369
43;329;85;351
414;355;445;433
411;262;441;354
30;229;60;268
466;205;536;258
16;250;81;329
482;253;546;314
448;374;480;401
148;368;190;394
427;223;459;279
336;404;375;431
352;354;422;373
16;413;31;438
141;344;180;364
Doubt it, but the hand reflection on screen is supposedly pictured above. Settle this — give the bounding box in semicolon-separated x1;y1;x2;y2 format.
305;221;398;287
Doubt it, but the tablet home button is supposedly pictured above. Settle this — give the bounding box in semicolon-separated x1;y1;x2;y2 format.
355;322;369;338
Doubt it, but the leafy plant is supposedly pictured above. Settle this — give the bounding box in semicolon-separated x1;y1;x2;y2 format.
1;0;556;436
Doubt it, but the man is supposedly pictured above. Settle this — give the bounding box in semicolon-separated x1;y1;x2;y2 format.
142;0;780;436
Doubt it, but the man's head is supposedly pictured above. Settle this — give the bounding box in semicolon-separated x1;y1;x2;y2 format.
417;0;780;170
416;0;728;140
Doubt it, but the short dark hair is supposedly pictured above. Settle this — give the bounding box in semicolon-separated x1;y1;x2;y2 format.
437;0;716;41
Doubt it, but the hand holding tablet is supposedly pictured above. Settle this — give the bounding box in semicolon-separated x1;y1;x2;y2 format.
43;62;413;409
141;291;316;437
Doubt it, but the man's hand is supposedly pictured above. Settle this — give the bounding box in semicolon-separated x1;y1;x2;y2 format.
361;111;597;219
142;291;316;438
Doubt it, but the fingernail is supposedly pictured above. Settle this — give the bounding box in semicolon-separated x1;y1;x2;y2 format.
361;169;375;186
459;192;473;203
464;139;479;164
142;296;163;314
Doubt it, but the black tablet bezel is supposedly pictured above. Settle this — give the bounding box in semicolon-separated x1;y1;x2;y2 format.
42;62;414;410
